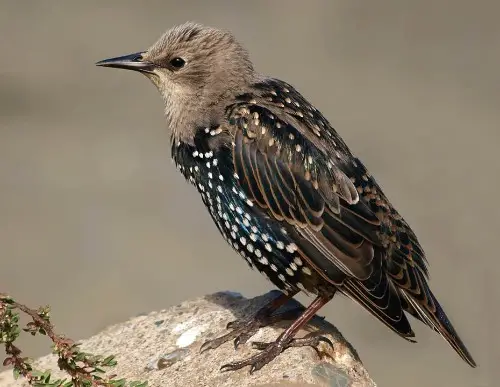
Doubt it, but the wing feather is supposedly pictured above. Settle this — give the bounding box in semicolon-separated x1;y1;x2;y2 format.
226;84;476;366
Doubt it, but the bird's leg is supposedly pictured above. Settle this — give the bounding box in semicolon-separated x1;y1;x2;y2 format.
200;290;299;353
220;294;334;374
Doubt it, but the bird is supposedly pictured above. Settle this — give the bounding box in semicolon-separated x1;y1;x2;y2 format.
96;22;477;372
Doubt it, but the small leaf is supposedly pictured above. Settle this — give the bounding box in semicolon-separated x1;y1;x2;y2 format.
110;378;126;387
70;343;81;350
12;326;21;337
30;370;44;377
43;370;52;382
74;352;86;362
102;355;115;366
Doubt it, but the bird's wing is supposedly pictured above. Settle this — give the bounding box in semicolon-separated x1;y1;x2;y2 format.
226;81;477;366
226;93;416;338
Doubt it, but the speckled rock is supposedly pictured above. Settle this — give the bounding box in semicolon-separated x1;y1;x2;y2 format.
0;291;376;387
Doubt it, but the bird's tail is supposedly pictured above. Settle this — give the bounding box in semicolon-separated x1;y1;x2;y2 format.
401;288;477;367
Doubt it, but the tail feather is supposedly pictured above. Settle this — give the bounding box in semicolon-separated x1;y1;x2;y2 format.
386;228;477;367
400;289;477;367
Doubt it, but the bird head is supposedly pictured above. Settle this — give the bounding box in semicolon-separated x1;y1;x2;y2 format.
96;22;256;142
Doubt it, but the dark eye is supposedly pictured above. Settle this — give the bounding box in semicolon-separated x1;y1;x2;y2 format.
169;57;185;69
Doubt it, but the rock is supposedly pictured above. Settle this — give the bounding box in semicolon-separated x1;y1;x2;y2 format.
0;291;376;387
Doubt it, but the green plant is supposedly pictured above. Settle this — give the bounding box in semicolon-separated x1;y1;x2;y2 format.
0;293;147;387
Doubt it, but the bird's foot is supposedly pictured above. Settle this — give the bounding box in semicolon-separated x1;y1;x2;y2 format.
200;305;303;353
220;331;333;373
200;316;261;353
252;331;334;360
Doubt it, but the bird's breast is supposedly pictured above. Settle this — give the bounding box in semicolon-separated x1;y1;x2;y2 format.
171;129;325;295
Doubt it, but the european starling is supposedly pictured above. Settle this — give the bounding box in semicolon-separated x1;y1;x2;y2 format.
96;22;477;372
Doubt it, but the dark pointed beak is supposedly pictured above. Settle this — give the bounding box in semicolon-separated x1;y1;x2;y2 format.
95;52;155;73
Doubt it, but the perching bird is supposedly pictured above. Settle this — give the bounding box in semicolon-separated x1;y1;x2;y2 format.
96;22;476;372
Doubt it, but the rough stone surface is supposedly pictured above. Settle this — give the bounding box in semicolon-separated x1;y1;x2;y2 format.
0;291;376;387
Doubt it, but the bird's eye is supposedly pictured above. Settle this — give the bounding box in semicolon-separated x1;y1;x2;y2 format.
169;57;185;69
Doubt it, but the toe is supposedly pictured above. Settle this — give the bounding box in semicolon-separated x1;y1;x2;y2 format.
200;339;218;353
250;341;271;350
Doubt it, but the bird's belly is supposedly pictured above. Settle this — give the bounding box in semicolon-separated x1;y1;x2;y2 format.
185;162;325;296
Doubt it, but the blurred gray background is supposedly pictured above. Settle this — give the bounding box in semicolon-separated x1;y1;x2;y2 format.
1;1;498;386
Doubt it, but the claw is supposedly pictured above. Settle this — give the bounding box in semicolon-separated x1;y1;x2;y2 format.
200;319;261;355
218;339;285;373
200;331;236;353
233;336;241;350
317;336;334;351
292;332;335;360
199;342;209;353
249;363;259;374
200;340;216;354
219;363;234;373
